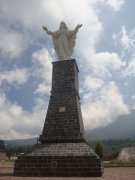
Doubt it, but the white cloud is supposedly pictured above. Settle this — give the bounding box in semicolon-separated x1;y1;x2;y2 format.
120;26;135;52
113;26;135;54
124;82;129;86
0;93;47;140
113;26;135;77
87;52;125;77
34;83;51;96
82;81;129;130
120;26;132;50
132;95;135;100
0;68;29;86
0;0;47;58
0;25;28;58
0;0;45;31
32;48;53;82
82;76;104;92
106;0;125;11
123;57;135;77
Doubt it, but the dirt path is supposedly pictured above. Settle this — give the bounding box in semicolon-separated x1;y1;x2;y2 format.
0;167;135;180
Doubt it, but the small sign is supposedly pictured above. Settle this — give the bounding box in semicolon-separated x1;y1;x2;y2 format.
59;107;65;112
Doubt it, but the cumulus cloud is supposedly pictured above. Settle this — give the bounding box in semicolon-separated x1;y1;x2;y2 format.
120;26;134;51
0;0;46;59
0;0;45;31
106;0;125;11
86;52;125;77
0;25;28;58
113;26;135;54
0;68;29;86
82;81;129;130
31;48;53;98
34;83;51;96
0;93;47;140
123;57;135;77
32;48;53;82
82;76;104;92
132;95;135;100
113;26;135;77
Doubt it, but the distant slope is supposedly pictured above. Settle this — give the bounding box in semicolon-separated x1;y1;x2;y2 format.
86;109;135;140
4;137;37;146
0;140;5;149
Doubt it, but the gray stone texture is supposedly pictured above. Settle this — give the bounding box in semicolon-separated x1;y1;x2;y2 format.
14;59;103;177
40;59;84;143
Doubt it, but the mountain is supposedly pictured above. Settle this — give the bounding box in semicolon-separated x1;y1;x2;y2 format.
4;137;37;146
86;109;135;140
0;140;5;149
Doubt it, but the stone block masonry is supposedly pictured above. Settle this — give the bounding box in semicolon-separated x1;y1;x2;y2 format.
40;59;84;143
14;59;103;177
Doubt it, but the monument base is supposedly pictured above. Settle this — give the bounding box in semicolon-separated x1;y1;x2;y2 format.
14;141;103;177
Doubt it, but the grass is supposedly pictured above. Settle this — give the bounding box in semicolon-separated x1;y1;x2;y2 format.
0;159;15;168
104;159;135;167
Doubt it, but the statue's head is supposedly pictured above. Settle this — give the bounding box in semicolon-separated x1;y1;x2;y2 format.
59;21;67;29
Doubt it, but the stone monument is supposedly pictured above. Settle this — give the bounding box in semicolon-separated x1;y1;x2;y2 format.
14;22;103;177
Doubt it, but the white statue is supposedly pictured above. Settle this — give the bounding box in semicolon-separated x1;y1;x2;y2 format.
43;21;82;60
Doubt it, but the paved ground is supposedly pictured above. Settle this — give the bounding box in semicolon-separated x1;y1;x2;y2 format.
0;167;135;180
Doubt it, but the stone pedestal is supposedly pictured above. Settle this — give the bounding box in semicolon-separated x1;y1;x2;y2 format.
14;59;103;177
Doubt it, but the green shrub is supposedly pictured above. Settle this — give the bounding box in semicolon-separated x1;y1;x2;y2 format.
95;142;103;159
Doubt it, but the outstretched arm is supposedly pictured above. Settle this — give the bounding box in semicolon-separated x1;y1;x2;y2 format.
43;26;53;35
74;24;82;33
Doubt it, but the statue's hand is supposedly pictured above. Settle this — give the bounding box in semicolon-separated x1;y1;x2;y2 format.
77;24;82;29
43;26;48;32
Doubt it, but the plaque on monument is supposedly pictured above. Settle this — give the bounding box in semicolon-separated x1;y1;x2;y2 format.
14;22;103;177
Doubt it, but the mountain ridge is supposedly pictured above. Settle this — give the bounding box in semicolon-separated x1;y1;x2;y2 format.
86;109;135;140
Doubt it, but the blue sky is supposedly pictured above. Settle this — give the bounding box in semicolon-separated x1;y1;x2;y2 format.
0;0;135;140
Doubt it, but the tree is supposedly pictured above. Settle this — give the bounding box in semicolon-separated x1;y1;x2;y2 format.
0;140;5;151
95;142;103;159
5;145;14;160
